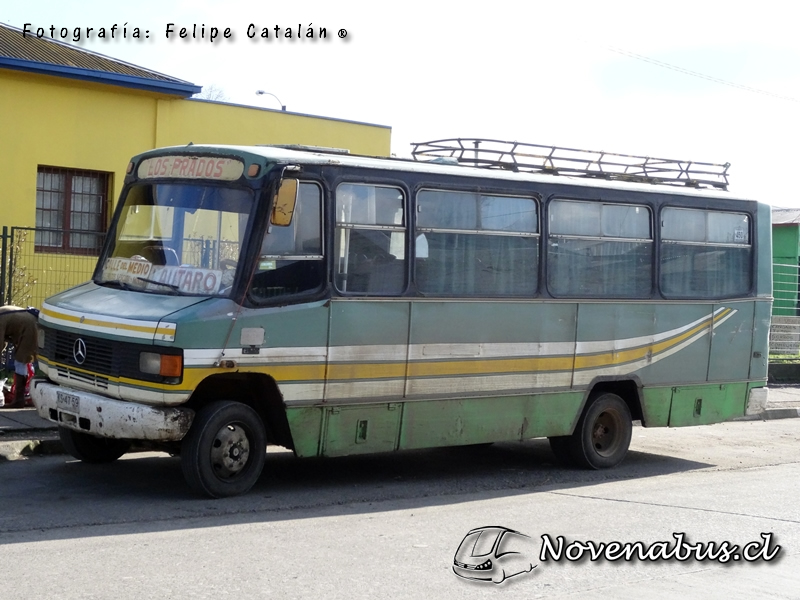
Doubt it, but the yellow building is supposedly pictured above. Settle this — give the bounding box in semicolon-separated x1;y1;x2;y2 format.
0;22;391;307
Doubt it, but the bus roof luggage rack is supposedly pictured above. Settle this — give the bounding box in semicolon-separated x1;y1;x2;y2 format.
266;144;350;155
411;138;730;190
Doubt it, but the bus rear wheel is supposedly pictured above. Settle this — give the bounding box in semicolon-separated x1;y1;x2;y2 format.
181;401;267;498
549;393;632;469
59;427;131;463
547;436;575;466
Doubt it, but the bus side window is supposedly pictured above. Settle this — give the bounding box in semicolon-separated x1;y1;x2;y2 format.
660;208;751;298
334;183;406;295
415;190;538;297
547;200;652;298
250;182;323;301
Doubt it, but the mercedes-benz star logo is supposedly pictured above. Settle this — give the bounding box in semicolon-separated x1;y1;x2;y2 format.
73;338;87;365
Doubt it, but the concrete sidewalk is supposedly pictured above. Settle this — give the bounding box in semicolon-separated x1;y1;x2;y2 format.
751;386;800;420
0;405;62;459
2;386;799;461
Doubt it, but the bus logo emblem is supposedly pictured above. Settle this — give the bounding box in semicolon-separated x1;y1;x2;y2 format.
73;338;87;365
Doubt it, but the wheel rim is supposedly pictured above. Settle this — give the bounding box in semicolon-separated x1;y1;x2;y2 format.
210;423;251;479
591;409;624;457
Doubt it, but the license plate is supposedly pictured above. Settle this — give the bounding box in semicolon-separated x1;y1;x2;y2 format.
56;391;80;413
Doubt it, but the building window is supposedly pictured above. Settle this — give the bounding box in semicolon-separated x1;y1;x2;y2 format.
35;166;110;254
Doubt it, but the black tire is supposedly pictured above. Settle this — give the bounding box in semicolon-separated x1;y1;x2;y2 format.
569;392;632;469
548;435;576;466
59;427;131;463
181;401;266;498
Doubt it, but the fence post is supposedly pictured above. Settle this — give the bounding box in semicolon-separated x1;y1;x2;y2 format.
0;226;7;305
6;226;15;305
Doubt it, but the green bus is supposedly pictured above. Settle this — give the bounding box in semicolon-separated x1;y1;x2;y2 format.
31;139;772;498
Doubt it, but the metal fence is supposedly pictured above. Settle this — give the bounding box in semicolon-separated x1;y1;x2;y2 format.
771;262;800;358
0;226;239;309
773;263;800;316
1;226;104;309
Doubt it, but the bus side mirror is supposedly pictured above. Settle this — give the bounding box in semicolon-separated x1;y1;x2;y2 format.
271;178;298;226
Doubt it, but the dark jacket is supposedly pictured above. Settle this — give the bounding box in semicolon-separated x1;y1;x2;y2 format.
0;305;39;364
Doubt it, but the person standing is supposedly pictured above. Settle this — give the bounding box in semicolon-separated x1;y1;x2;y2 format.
0;305;39;409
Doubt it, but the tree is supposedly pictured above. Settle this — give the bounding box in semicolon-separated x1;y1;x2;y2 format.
194;84;228;102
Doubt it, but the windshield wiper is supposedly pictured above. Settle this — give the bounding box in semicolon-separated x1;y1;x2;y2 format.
136;277;181;293
99;279;136;291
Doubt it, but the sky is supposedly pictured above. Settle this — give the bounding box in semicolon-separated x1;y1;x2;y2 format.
4;0;800;206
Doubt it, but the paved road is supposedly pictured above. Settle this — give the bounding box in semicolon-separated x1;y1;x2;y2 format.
1;418;798;599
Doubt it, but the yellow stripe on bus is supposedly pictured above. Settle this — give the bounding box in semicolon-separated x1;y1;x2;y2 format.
406;355;574;378
42;307;174;337
42;308;732;389
574;309;727;370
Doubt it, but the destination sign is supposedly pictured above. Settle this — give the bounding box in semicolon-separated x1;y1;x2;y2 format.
138;156;244;181
102;257;223;294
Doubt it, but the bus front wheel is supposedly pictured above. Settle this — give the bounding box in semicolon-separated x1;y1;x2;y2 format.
181;401;267;498
549;393;632;469
59;427;131;463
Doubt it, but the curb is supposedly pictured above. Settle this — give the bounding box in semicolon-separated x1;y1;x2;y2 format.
0;436;63;461
735;408;800;422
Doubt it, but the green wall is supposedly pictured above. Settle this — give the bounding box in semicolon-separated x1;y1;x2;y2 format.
772;225;799;316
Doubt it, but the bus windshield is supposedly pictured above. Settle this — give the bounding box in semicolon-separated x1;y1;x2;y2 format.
96;182;255;296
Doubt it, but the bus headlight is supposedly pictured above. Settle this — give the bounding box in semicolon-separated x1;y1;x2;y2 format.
37;328;46;349
139;352;183;377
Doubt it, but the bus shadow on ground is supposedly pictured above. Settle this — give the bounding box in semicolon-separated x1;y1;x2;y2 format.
261;439;710;503
1;437;712;544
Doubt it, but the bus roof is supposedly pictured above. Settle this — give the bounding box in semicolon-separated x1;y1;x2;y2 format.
142;143;754;203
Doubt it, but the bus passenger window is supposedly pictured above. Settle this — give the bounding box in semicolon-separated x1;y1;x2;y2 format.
250;182;323;302
660;208;751;298
334;183;406;295
415;190;538;297
547;200;652;298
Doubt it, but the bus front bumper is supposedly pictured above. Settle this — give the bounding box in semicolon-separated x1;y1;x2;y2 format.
31;380;195;441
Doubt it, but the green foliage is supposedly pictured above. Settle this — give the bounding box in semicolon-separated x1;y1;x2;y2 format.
9;230;37;306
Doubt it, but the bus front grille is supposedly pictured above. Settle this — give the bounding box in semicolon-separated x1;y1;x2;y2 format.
53;331;115;374
54;366;110;389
